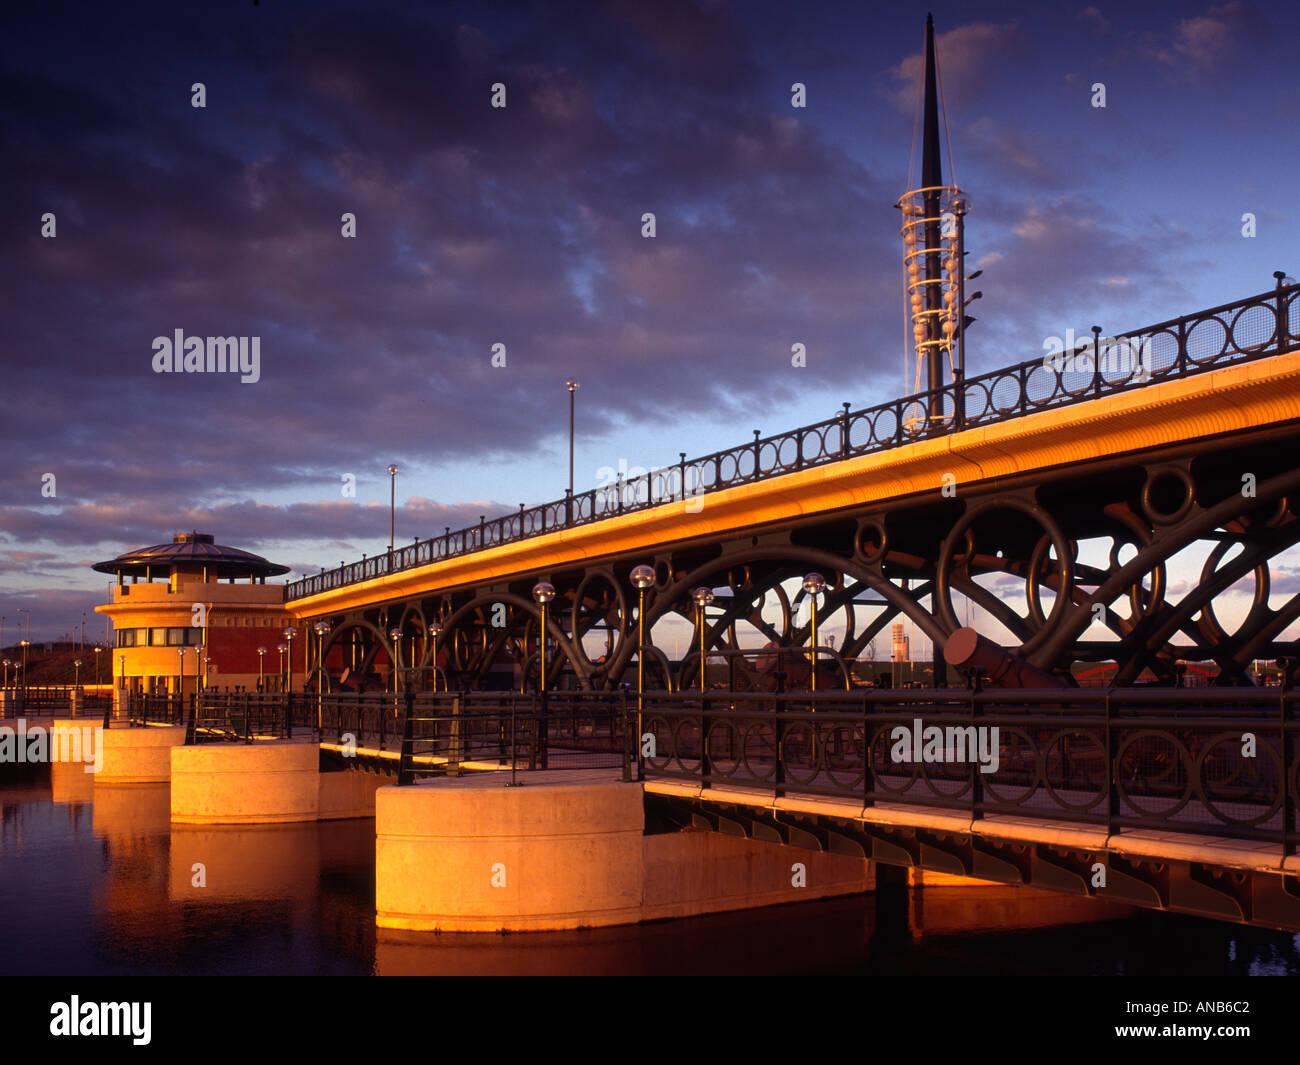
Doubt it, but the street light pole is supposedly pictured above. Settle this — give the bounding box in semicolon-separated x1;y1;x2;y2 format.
532;582;556;771
427;622;443;693
283;627;297;692
692;588;714;693
565;380;579;499
389;627;403;694
630;566;655;781
802;573;826;692
387;464;399;557
313;622;330;734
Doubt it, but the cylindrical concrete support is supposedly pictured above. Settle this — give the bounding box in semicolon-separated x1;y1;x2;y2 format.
49;719;99;765
95;725;187;784
171;741;320;824
376;773;645;932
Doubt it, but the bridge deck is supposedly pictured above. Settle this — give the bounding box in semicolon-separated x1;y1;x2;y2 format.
290;344;1300;614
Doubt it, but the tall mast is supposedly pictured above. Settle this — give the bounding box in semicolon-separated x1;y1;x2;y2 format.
921;14;944;398
898;14;969;430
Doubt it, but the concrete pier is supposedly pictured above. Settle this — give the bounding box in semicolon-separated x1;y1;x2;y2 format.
95;725;186;784
375;770;874;932
170;741;388;824
171;741;321;824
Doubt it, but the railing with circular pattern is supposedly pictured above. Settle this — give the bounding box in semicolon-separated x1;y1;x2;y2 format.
636;686;1300;849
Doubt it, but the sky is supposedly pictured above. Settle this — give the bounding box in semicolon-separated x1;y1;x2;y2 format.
1;0;1296;643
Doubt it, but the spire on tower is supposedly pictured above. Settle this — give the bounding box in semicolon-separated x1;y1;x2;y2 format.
897;14;970;431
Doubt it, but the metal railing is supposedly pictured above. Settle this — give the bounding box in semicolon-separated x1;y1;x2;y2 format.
187;692;299;743
287;282;1300;601
178;689;630;775
92;681;1300;851
635;686;1300;852
123;693;188;728
316;690;628;785
1;685;79;714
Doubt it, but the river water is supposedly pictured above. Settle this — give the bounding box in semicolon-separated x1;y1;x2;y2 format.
2;763;1298;976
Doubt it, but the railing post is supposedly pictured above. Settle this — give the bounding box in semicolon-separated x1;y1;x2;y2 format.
565;489;573;527
774;670;786;800
970;680;983;821
861;692;873;808
1105;689;1117;836
507;695;518;784
752;429;761;480
397;690;415;786
840;402;851;458
1280;656;1296;856
700;691;711;788
1275;272;1290;354
537;689;549;770
621;688;631;783
453;692;465;774
1091;325;1102;397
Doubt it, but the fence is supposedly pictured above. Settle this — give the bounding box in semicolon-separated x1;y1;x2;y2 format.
635;686;1300;851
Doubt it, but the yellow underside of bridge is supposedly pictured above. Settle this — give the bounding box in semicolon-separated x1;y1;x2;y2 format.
291;350;1300;617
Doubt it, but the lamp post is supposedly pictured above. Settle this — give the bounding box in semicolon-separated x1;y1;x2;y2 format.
531;583;556;692
388;627;403;693
691;587;714;693
532;581;556;771
277;643;287;692
565;380;579;500
313;622;330;731
1;659;8;687
802;573;826;692
283;627;297;692
630;565;655;780
94;645;101;686
630;565;655;702
73;658;82;689
19;639;29;696
119;654;126;715
387;464;399;556
257;646;266;692
427;622;443;693
177;647;186;699
18;608;29;644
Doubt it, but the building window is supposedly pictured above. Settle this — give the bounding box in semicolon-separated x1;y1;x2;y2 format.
150;628;168;646
117;630;135;648
167;628;186;645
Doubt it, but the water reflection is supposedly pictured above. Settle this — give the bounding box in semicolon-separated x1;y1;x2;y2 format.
2;766;1298;976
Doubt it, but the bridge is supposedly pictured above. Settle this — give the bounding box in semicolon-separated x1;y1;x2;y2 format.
282;279;1300;698
83;17;1300;937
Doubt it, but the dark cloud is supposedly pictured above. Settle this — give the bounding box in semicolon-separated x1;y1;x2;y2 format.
0;1;1293;638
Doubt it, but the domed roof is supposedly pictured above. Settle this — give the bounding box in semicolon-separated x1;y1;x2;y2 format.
91;531;290;579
